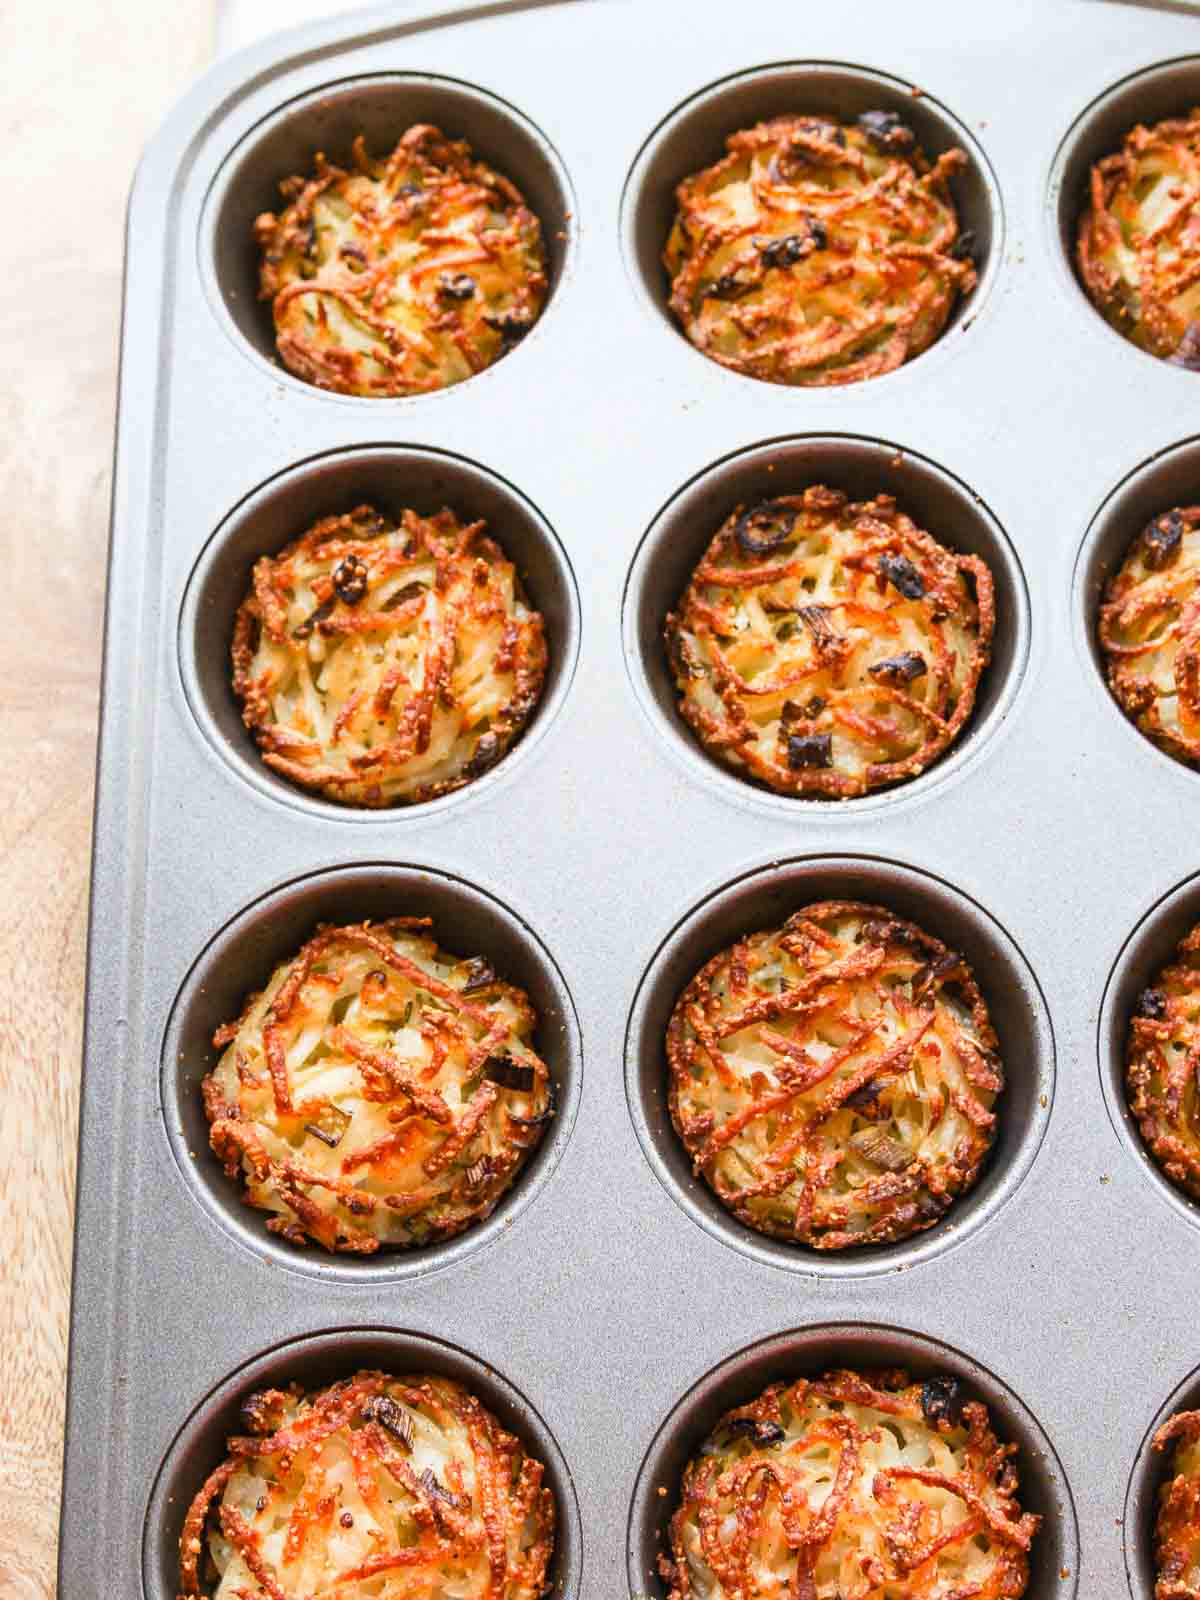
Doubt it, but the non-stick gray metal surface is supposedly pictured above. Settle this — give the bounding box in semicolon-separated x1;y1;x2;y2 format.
60;3;1200;1596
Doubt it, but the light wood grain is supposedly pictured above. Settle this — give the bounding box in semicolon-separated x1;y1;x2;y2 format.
0;8;212;1596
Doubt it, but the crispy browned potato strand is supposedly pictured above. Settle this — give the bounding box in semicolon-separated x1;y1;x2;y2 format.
232;503;547;807
1126;919;1200;1202
1153;1410;1200;1599
1100;505;1200;769
203;918;555;1253
664;111;976;386
177;1371;556;1600
661;1367;1039;1599
666;901;1002;1249
254;124;547;395
665;486;993;798
1077;109;1200;367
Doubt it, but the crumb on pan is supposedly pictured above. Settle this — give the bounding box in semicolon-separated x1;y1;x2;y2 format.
661;1366;1039;1599
663;112;976;386
177;1370;556;1600
664;485;994;799
1153;1410;1200;1599
254;124;547;396
1100;504;1200;770
1077;109;1200;366
232;502;548;807
666;900;1001;1250
202;918;555;1252
1125;918;1200;1202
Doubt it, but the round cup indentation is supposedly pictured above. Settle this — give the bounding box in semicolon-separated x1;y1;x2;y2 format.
1073;435;1200;780
623;435;1029;816
625;854;1054;1279
621;61;1003;386
1124;1362;1200;1599
201;72;575;398
160;863;582;1281
1049;55;1200;364
179;445;580;820
143;1326;582;1600
1099;870;1200;1231
628;1321;1078;1599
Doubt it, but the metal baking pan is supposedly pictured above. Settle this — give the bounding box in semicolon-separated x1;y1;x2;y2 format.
59;2;1200;1595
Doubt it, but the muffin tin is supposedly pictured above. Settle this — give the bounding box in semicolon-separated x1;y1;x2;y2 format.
59;2;1200;1596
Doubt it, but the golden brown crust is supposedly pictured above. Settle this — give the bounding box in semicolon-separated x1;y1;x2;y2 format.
663;112;975;387
1125;919;1200;1203
231;503;547;808
666;900;1001;1249
665;486;994;799
254;124;547;396
1100;505;1200;769
176;1370;556;1600
1077;109;1200;366
202;918;555;1252
662;1366;1039;1600
1154;1411;1200;1600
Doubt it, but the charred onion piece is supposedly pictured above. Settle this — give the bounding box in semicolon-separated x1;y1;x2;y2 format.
360;1394;415;1450
332;553;369;605
484;1056;536;1093
734;500;799;557
787;731;833;769
856;108;916;152
921;1374;966;1429
1143;511;1185;571
868;650;927;685
879;551;926;600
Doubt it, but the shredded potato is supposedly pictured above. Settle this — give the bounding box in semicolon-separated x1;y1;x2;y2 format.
1100;505;1200;770
177;1370;556;1600
663;112;975;386
1154;1411;1200;1599
1077;109;1200;366
666;901;1002;1249
665;486;993;799
203;918;555;1253
662;1367;1039;1600
255;123;547;396
232;503;547;807
1125;917;1200;1203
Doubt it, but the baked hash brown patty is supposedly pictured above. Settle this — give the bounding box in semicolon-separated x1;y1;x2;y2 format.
202;918;555;1253
1125;918;1200;1203
178;1370;555;1600
1077;109;1200;367
1099;505;1200;769
663;112;976;386
254;124;547;396
1153;1410;1200;1599
666;901;1002;1249
232;503;547;807
664;487;994;799
661;1367;1039;1600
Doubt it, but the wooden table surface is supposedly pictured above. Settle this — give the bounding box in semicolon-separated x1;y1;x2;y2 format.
0;7;212;1595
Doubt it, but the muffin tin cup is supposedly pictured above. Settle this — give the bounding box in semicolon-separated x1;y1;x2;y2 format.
627;1321;1080;1600
623;432;1030;817
160;861;583;1282
201;71;576;401
620;58;1004;388
66;3;1200;1597
179;443;581;820
143;1326;584;1600
625;852;1055;1279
